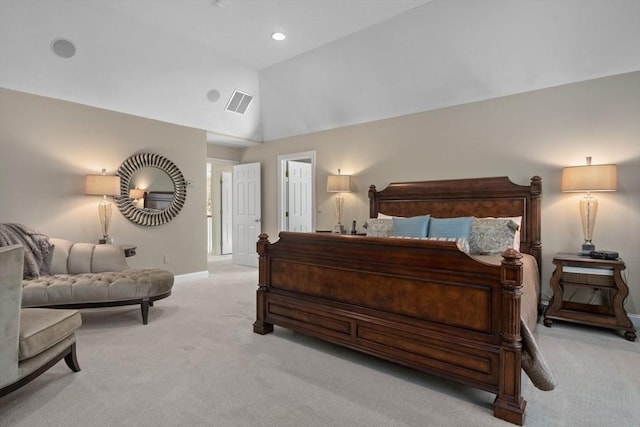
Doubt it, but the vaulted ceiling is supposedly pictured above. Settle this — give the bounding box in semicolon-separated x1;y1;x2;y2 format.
1;0;638;146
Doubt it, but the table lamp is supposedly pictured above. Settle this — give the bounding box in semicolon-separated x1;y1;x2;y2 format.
85;169;121;244
327;169;351;234
561;157;617;255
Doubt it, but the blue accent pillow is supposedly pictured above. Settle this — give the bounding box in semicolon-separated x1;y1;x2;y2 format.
392;215;430;238
428;217;473;239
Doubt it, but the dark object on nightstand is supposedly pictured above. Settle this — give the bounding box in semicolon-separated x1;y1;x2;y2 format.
350;220;357;234
589;250;619;260
122;245;137;258
543;252;636;341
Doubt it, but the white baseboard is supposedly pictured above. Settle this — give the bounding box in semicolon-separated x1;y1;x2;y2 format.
174;271;209;283
629;313;640;328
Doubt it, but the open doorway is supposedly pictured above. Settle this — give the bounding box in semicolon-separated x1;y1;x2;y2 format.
278;151;316;232
207;158;237;255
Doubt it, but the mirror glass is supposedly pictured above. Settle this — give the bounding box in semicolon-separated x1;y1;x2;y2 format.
131;167;174;193
129;167;174;210
115;153;187;226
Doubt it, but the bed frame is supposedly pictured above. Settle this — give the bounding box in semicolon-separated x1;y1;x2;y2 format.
254;176;542;425
144;191;174;210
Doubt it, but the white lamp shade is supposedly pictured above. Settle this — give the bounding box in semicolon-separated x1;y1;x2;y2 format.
327;174;351;193
85;175;121;196
561;164;617;192
129;188;145;200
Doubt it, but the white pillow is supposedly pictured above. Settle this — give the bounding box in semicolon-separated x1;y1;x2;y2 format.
502;216;522;251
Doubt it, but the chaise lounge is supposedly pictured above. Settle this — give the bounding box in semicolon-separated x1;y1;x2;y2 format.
20;237;174;325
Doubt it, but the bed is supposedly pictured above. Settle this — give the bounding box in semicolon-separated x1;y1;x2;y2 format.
143;191;174;210
253;176;550;425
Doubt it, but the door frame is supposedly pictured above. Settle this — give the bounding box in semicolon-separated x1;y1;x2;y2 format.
220;170;232;254
207;157;237;255
278;151;316;233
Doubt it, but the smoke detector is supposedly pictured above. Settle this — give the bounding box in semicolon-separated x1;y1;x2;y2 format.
206;89;221;102
51;38;76;58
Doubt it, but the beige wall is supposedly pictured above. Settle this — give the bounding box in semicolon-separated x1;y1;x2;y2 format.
0;88;208;275
207;143;243;162
241;72;640;315
1;73;638;315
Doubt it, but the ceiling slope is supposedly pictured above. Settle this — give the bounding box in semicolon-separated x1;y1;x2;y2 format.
260;0;640;141
1;1;638;145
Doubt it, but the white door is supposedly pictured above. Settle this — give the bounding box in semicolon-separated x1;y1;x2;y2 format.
232;163;261;267
287;161;312;232
221;171;233;255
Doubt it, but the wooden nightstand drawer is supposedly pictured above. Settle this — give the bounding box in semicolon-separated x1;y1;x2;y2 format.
561;271;614;287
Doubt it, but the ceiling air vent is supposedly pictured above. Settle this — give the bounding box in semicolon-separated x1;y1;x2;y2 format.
225;90;253;114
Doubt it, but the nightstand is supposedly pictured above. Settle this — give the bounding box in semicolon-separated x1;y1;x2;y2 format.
543;252;636;341
121;244;137;258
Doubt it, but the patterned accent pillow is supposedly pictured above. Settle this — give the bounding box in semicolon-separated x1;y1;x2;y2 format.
480;216;523;251
366;218;394;237
392;215;430;238
469;218;519;254
428;217;473;239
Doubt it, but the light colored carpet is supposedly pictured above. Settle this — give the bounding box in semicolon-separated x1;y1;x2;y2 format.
1;258;638;427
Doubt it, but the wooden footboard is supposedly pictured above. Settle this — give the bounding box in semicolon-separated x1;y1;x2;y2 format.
254;232;527;425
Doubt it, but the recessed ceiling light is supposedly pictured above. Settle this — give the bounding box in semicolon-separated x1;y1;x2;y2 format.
51;38;76;58
271;32;286;41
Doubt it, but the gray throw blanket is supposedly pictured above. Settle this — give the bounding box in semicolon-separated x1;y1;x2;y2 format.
521;319;557;391
0;223;54;279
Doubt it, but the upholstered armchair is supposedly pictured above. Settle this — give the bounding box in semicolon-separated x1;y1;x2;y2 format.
0;245;82;397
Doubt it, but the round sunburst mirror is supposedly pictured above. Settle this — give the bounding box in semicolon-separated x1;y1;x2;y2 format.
115;153;187;226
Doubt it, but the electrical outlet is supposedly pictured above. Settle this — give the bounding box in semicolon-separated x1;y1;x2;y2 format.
163;255;169;264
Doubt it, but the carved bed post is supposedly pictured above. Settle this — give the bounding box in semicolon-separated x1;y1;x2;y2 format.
494;248;526;426
368;185;378;218
253;233;274;335
529;176;542;275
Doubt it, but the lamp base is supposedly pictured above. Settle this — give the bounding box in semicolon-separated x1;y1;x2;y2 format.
99;237;113;245
332;224;344;234
579;242;595;256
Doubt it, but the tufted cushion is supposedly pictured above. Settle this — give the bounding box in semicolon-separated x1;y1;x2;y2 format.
49;238;73;274
91;245;128;273
68;243;98;274
21;269;174;307
49;239;127;275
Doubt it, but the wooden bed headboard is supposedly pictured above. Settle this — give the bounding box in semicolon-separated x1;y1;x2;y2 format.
144;191;174;210
368;176;542;267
